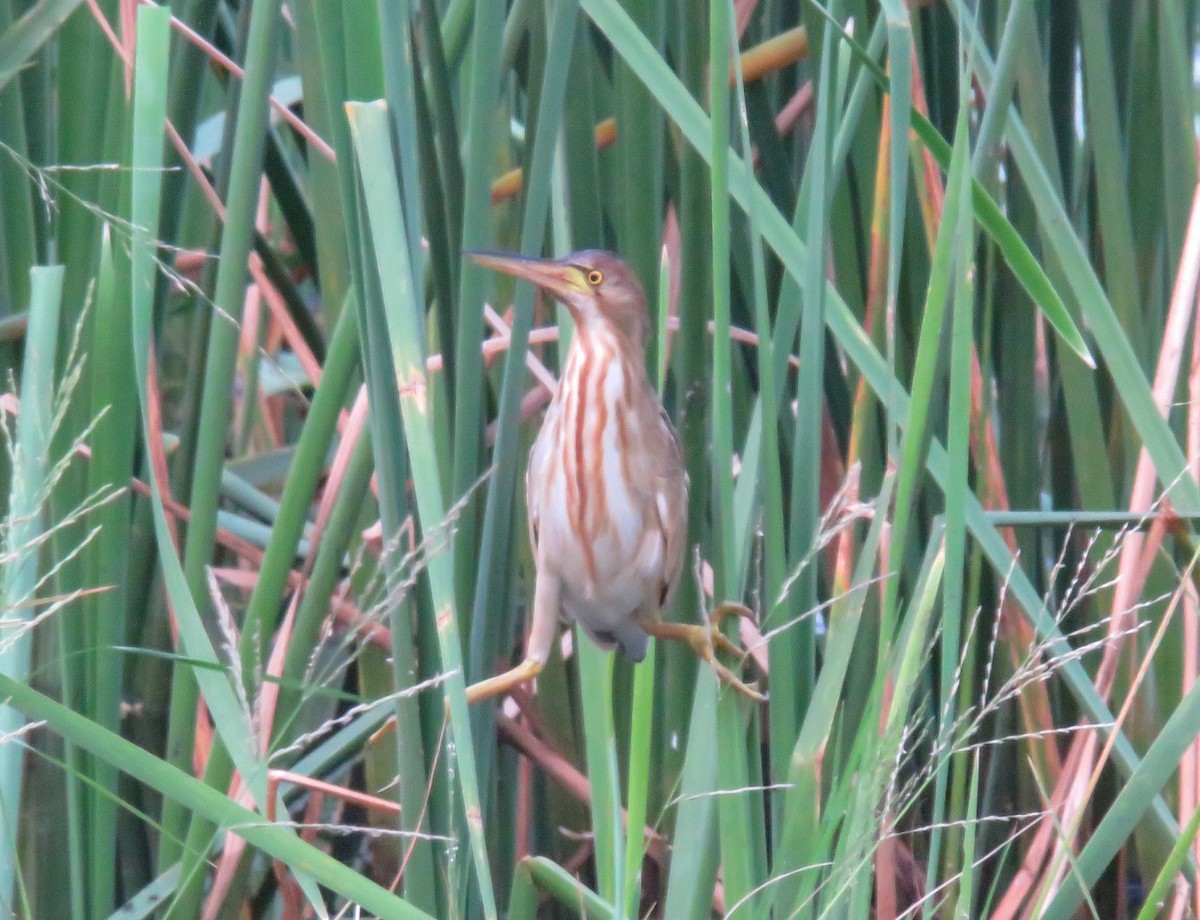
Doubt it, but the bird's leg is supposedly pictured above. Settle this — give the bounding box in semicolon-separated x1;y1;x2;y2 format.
464;658;545;704
642;604;766;702
463;571;561;705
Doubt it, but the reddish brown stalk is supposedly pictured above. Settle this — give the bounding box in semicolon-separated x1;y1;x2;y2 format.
267;768;402;819
1101;180;1200;697
119;0;136;90
516;721;534;861
734;26;808;84
967;354;1061;780
1011;571;1194;919
775;83;814;137
305;389;369;566
132;0;335;160
262;767;407;916
165;119;226;218
845;87;890;487
201;796;248;920
864;94;895;920
258;591;299;755
876;669;898;920
495;712;664;858
913;85;1073;917
246;253;325;389
483;303;559;394
232;180;269;447
738;616;770;673
202;591;300;919
733;0;758;36
84;0;130;84
990;734;1094;920
1188;233;1200;918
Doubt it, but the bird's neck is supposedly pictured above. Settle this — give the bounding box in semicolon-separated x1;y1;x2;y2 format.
567;321;644;372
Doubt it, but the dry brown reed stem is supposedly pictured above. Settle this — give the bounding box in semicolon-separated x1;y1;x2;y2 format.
967;351;1060;776
166;118;227;219
988;732;1096;920
167;115;330;429
515;733;533;861
259;591;300;757
482;303;559;394
774;82;815;136
738;616;770;673
307;389;369;565
139;344;200;786
734;26;808;84
233;180;270;448
848;91;890;474
124;0;336;160
1187;181;1200;914
203;590;301;920
876;661;898;920
267;768;402;819
1106;182;1200;694
202;795;249;920
264;768;406;916
85;0;129;79
246;253;324;388
733;0;757;35
119;0;136;87
862;93;896;920
495;711;668;866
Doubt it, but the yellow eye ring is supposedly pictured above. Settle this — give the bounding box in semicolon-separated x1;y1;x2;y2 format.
586;269;604;287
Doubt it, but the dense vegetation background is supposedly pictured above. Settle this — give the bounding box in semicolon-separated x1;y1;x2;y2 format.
0;0;1197;917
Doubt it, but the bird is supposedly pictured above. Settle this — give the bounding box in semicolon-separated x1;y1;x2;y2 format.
463;248;764;704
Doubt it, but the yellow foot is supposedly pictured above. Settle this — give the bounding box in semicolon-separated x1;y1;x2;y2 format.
462;657;545;705
643;604;766;702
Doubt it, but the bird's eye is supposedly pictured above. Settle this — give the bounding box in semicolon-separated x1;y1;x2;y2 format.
586;269;604;287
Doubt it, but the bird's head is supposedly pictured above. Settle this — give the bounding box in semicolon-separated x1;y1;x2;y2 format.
468;249;650;346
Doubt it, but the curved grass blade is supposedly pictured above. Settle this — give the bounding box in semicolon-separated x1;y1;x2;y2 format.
0;671;437;920
0;0;83;92
515;856;615;919
347;98;497;920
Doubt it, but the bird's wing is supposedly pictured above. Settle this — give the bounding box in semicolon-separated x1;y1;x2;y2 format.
652;403;689;609
525;410;557;557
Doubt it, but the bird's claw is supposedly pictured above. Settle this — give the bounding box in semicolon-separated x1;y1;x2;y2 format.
699;603;766;703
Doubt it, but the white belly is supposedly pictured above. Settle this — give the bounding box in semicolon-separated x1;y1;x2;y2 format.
531;337;663;627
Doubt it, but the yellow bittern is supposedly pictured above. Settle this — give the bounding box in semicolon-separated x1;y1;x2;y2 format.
464;249;764;704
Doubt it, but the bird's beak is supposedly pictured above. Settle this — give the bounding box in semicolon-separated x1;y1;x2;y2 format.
466;250;589;299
